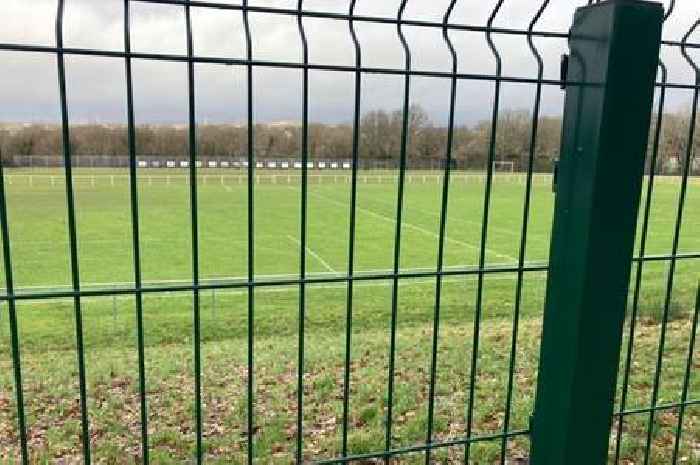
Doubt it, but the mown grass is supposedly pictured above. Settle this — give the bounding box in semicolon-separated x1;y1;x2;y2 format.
1;278;698;464
0;170;697;463
0;170;697;290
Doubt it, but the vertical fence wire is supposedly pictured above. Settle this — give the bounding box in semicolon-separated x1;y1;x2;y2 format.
465;1;504;462
671;281;699;464
423;2;458;464
122;1;149;462
242;1;256;463
642;18;700;465
183;4;204;462
499;2;550;463
615;4;680;460
296;1;310;462
669;20;700;465
341;0;361;457
385;1;411;460
613;61;668;465
0;158;28;465
55;1;91;463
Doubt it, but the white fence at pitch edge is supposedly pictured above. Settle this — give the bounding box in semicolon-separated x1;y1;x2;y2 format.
3;173;556;187
2;173;696;188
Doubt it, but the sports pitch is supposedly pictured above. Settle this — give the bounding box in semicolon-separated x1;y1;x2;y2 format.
0;168;698;463
2;169;698;288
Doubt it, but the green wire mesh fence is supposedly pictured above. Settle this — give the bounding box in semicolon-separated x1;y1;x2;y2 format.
0;0;698;464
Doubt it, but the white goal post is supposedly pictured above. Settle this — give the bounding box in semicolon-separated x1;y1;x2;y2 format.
492;160;515;172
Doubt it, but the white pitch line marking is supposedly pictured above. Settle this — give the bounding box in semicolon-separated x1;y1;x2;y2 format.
365;194;532;242
286;234;337;273
304;189;517;262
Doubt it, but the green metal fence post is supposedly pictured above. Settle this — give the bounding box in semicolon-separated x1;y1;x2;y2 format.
529;2;663;465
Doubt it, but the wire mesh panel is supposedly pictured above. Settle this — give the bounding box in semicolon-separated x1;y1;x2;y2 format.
0;1;698;464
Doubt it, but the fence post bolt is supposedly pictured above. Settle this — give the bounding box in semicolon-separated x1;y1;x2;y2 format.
529;1;663;464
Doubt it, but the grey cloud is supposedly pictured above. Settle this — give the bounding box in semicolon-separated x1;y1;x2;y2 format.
0;0;697;125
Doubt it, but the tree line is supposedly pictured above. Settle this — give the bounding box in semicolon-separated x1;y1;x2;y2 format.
1;105;696;172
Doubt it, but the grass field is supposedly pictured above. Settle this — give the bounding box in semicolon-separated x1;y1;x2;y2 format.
0;168;698;464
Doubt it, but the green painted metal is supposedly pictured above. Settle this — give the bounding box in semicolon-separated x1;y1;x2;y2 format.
56;1;91;461
123;1;149;462
3;1;699;464
529;2;663;465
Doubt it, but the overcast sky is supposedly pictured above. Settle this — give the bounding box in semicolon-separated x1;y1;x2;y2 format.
0;0;698;126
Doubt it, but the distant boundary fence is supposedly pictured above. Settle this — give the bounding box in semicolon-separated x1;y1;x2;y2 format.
2;172;698;189
1;155;437;170
2;172;549;187
4;154;697;175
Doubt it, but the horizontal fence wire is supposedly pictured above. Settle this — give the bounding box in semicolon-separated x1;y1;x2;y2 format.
0;2;699;90
2;255;700;301
0;1;698;465
0;45;698;90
